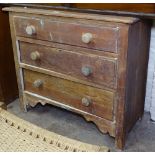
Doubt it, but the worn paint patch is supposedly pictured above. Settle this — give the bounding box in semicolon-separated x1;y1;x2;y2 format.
40;19;45;28
49;32;53;41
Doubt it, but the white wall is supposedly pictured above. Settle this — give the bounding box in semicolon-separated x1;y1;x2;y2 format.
145;20;155;121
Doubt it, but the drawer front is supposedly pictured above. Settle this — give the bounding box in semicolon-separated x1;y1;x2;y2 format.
14;16;119;52
20;42;117;89
23;69;115;121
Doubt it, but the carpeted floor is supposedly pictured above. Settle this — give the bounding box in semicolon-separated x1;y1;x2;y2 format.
7;99;155;152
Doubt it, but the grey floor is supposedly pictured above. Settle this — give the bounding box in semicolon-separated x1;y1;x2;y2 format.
7;99;155;152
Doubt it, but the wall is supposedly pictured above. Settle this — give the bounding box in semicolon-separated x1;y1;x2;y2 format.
145;20;155;121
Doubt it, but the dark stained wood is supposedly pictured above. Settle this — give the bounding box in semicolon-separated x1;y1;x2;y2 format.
125;20;151;133
19;41;117;89
0;85;3;100
14;15;119;52
0;7;18;104
73;4;155;14
115;19;152;149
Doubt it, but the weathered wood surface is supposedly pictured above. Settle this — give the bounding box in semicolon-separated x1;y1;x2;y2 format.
2;4;155;19
124;20;151;132
4;7;152;150
20;41;117;89
115;20;152;149
14;15;119;52
23;69;115;121
23;91;116;137
3;7;138;24
17;37;118;57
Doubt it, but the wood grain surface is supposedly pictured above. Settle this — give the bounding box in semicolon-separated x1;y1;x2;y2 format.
23;69;115;121
14;15;119;52
5;7;152;149
20;41;117;89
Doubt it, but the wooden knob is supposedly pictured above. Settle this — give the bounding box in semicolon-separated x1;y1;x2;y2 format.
26;25;36;35
82;33;93;44
30;51;40;61
33;79;43;88
81;66;92;76
82;97;92;106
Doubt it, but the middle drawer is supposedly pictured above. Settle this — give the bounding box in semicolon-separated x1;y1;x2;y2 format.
19;42;117;89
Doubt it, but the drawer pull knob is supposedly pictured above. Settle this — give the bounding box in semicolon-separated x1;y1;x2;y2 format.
81;66;92;76
82;33;93;44
30;51;40;61
26;25;36;35
82;97;92;106
33;80;43;88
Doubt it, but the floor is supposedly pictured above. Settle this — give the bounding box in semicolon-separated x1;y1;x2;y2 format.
7;99;155;152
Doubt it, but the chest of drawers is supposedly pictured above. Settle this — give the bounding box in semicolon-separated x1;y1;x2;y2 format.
3;7;151;149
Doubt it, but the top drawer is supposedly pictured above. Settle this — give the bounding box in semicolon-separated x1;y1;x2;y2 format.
13;16;119;52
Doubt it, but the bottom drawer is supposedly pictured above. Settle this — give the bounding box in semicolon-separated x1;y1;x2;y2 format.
23;69;115;121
